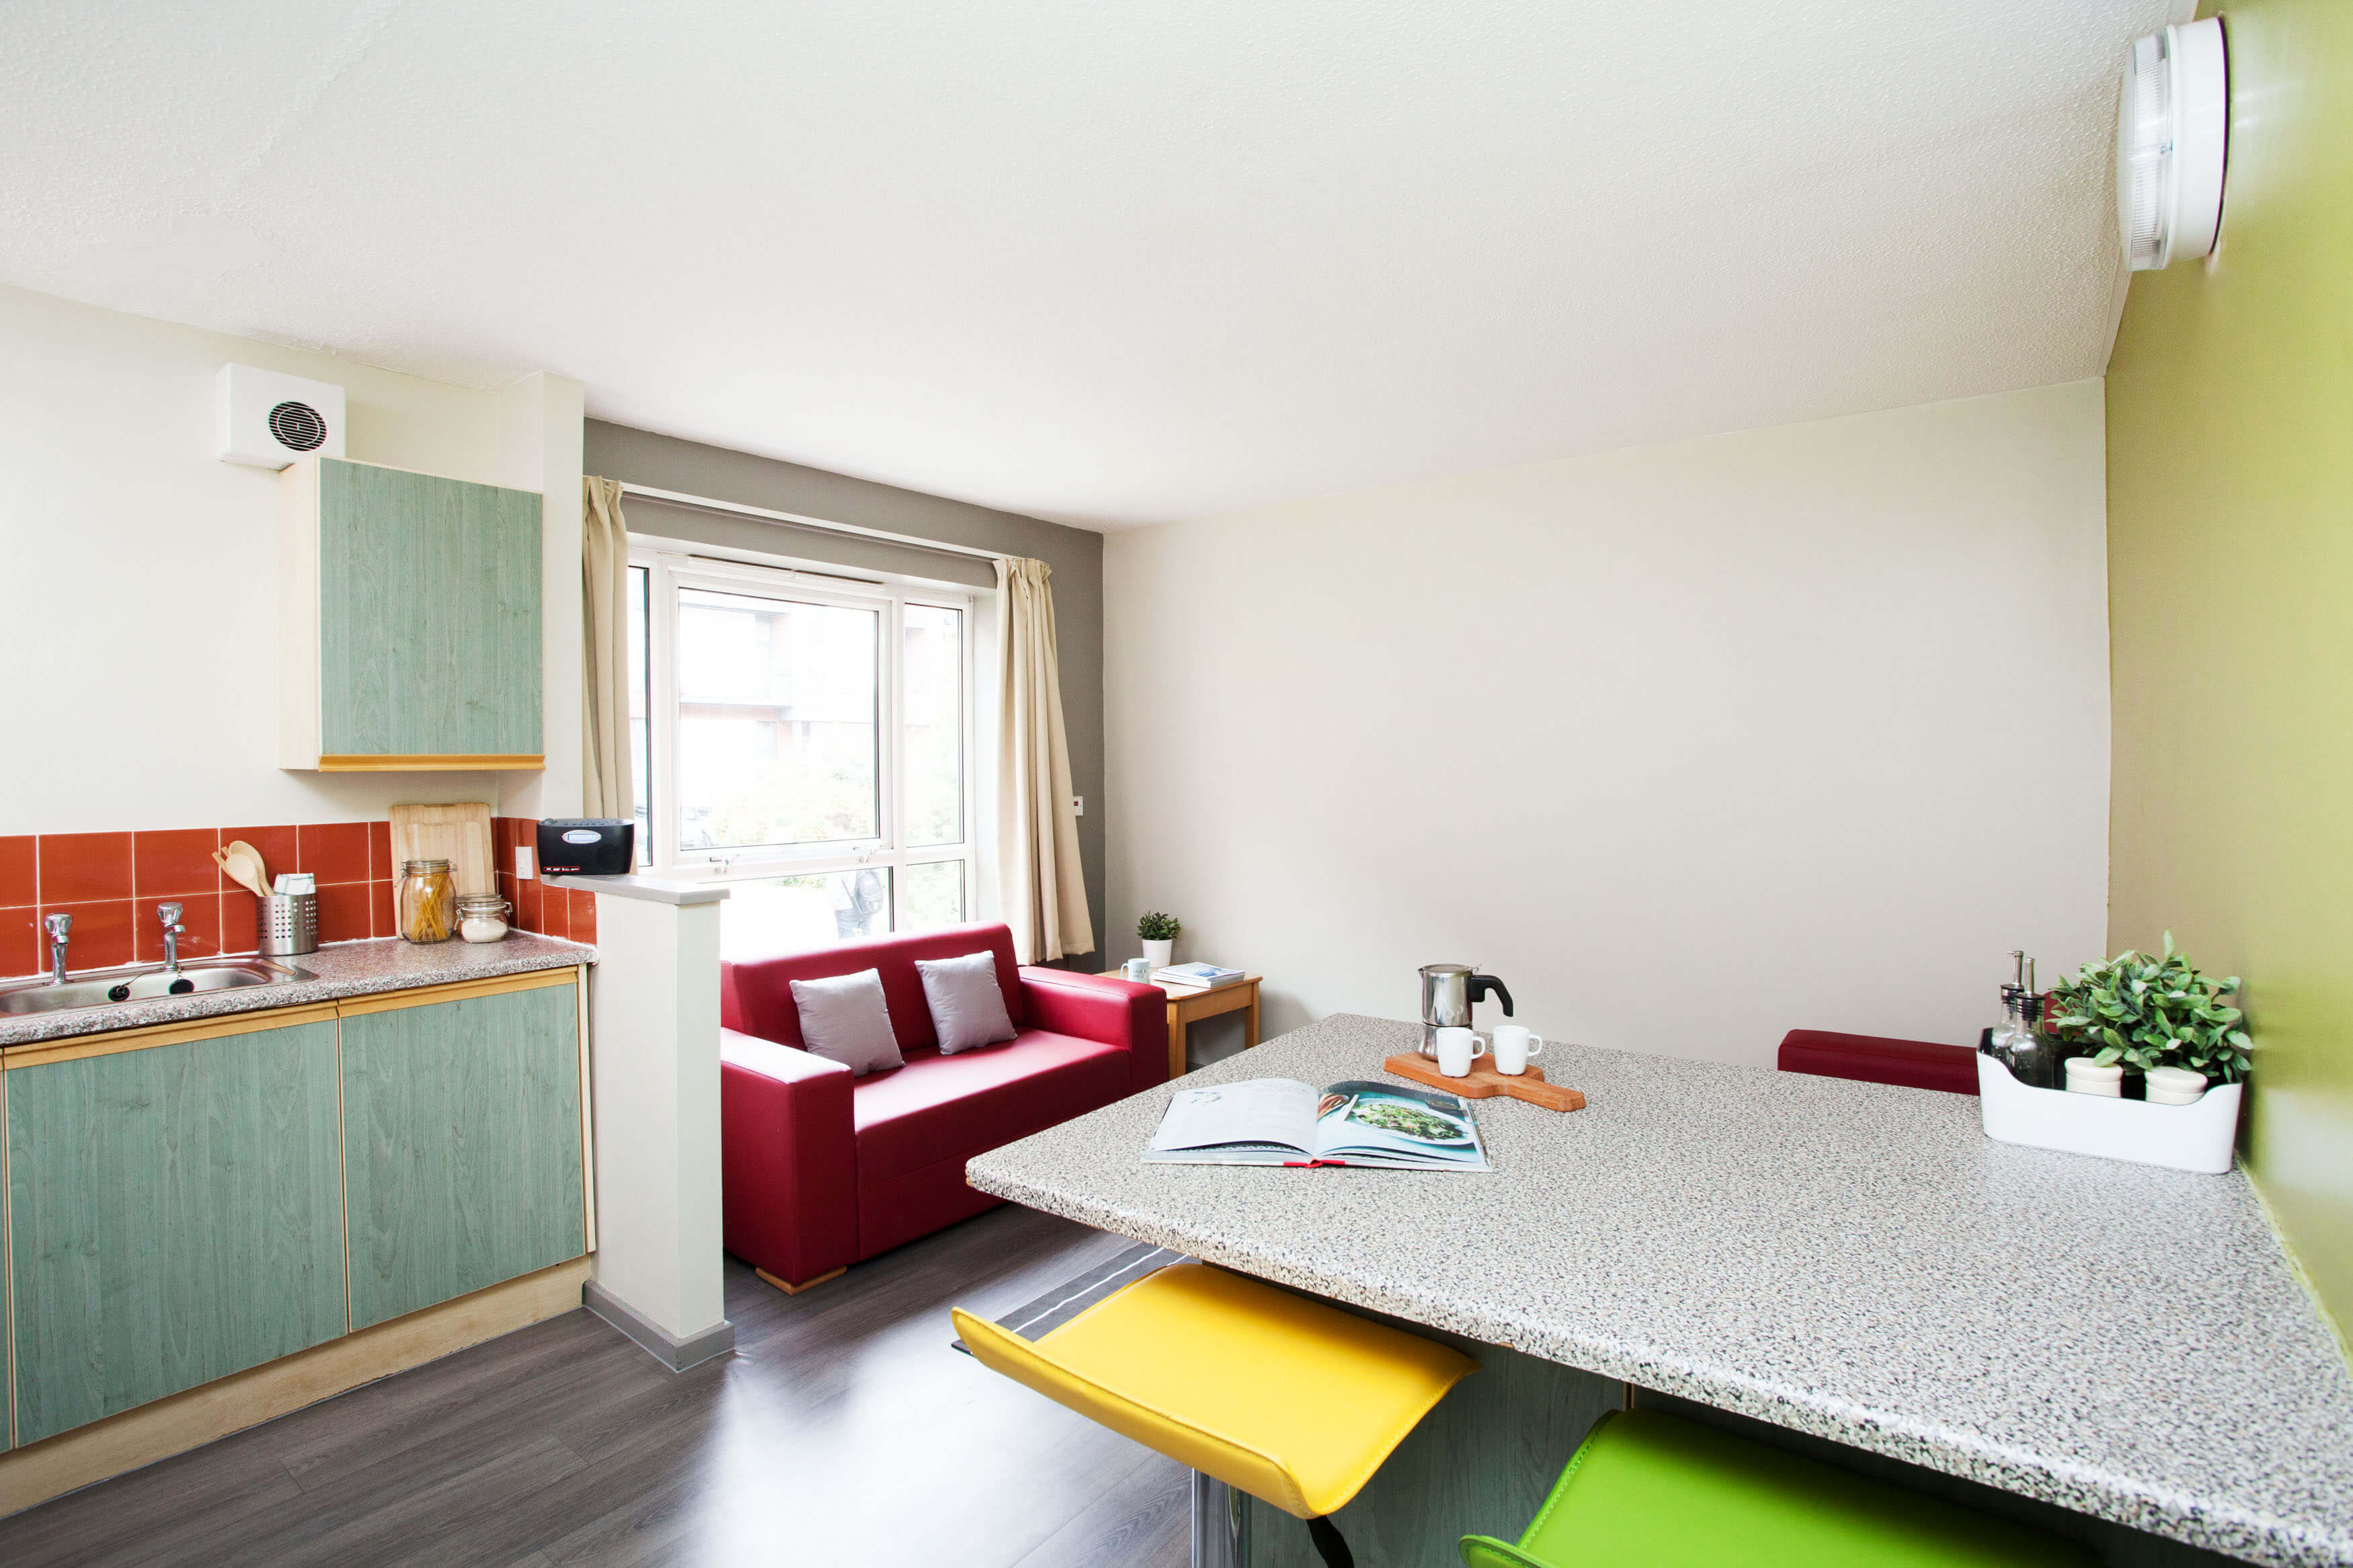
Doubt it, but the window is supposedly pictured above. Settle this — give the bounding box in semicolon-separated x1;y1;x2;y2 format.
629;547;979;957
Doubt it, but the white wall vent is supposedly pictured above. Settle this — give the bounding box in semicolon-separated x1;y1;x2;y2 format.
218;364;346;469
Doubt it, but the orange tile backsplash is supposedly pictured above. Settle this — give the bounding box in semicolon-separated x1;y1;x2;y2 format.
1;904;37;979
38;898;134;970
134;828;223;899
40;831;134;904
221;825;298;886
298;821;371;886
0;816;584;979
0;835;35;907
136;893;223;964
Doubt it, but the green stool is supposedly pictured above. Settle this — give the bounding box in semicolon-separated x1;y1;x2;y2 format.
1460;1409;2093;1567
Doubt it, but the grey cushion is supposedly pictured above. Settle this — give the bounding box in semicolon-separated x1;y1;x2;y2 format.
789;969;904;1077
916;951;1019;1055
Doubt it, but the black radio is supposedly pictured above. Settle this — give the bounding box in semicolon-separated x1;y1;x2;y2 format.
535;819;635;876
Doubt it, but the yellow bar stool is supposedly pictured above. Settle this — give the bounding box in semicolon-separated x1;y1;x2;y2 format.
955;1260;1478;1568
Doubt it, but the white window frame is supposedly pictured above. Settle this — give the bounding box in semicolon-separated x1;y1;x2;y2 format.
628;540;983;936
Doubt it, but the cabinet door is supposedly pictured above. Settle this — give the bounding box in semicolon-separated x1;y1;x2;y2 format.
6;1017;347;1446
340;977;585;1330
316;457;543;761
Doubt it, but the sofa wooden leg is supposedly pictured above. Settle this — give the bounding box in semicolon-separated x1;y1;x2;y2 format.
757;1266;848;1296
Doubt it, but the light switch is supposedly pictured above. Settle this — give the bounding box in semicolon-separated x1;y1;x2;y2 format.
516;845;536;879
1072;796;1085;817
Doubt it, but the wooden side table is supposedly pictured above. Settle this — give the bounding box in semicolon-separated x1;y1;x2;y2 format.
1100;972;1262;1080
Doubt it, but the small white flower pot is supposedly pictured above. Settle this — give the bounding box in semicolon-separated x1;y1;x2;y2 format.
1978;1053;2241;1173
1142;938;1174;970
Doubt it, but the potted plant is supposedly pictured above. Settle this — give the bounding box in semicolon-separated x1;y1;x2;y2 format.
2042;934;2252;1097
1138;911;1180;971
1977;934;2250;1173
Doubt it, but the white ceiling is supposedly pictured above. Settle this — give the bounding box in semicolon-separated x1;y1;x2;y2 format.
1;1;2184;528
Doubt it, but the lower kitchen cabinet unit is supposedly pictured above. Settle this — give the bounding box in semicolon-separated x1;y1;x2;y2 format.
5;1007;347;1447
340;975;587;1330
2;966;589;1449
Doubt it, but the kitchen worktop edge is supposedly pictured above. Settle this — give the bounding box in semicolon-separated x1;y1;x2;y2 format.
0;934;596;1048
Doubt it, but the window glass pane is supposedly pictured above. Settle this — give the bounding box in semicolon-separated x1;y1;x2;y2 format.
719;868;892;960
675;587;879;852
903;606;963;848
900;860;965;933
628;565;651;867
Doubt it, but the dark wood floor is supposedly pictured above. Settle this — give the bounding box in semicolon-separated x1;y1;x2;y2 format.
0;1206;1191;1567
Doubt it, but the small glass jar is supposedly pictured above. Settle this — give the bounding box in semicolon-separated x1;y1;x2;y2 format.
456;893;511;944
398;859;456;944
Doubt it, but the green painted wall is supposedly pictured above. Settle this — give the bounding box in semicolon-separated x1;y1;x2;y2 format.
2106;0;2353;1341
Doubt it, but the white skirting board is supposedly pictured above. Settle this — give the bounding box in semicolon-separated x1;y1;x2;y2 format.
1977;1054;2241;1173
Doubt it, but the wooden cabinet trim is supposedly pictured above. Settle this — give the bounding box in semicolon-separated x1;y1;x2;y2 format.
317;755;546;772
4;1063;13;1450
574;964;596;1254
2;1003;342;1071
334;969;576;1018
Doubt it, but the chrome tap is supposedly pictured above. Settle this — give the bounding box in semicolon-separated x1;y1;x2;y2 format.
43;913;71;985
158;903;186;974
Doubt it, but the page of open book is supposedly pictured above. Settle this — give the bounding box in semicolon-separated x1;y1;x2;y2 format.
1147;1077;1320;1152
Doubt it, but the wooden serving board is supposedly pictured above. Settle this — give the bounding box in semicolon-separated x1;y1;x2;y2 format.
389;802;496;898
1382;1052;1586;1113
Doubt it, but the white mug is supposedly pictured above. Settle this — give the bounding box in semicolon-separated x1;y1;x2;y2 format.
1490;1024;1545;1076
1434;1026;1485;1077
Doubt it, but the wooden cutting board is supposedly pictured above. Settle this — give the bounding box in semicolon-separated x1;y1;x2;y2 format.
389;803;495;898
1382;1052;1586;1113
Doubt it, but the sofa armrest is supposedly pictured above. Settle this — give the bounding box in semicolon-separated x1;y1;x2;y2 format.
720;1028;859;1286
1019;968;1171;1094
1776;1029;1979;1097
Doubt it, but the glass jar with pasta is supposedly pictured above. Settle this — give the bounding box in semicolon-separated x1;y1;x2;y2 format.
397;859;457;944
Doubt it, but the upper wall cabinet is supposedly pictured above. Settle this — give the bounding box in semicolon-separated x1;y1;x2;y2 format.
279;456;545;772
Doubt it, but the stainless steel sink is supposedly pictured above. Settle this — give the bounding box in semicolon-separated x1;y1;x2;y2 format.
0;959;317;1018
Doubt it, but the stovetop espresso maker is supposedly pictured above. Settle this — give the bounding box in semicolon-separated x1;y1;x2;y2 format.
1419;963;1514;1055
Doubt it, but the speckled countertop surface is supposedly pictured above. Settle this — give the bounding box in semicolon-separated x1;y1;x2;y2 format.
968;1014;2353;1568
0;934;594;1048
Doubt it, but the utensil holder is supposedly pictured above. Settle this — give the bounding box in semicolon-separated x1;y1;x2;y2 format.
257;892;319;956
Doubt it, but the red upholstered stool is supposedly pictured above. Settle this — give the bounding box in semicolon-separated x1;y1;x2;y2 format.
1777;1030;1979;1096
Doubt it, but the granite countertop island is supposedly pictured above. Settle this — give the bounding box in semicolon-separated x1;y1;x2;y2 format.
967;1014;2353;1568
0;932;595;1048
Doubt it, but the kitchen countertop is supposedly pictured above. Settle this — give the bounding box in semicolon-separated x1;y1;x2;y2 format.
0;934;595;1048
967;1014;2353;1568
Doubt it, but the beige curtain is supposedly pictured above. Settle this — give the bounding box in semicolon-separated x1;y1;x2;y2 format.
582;477;633;823
996;556;1094;963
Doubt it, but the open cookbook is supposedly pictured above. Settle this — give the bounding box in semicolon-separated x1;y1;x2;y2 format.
1144;1077;1490;1170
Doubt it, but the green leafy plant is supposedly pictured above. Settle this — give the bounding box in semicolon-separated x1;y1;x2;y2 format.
1136;911;1181;942
2043;934;2251;1084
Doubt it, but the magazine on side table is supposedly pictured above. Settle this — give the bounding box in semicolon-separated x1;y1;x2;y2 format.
1144;1077;1489;1170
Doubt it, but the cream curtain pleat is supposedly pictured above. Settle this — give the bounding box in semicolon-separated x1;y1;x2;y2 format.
996;556;1094;963
582;477;634;823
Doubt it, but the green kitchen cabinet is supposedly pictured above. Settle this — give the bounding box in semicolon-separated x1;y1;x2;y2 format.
5;1009;348;1446
339;975;586;1331
279;455;543;772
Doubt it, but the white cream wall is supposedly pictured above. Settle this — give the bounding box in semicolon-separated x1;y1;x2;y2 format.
0;284;582;833
1104;381;2110;1067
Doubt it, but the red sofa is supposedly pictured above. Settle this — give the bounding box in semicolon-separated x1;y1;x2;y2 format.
1776;1028;1979;1096
719;921;1167;1290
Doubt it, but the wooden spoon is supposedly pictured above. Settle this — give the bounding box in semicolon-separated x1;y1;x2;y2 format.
220;841;273;899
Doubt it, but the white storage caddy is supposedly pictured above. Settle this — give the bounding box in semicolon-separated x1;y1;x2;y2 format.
1978;1053;2241;1173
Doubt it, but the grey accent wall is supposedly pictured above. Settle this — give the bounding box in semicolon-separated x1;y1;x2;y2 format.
584;419;1105;962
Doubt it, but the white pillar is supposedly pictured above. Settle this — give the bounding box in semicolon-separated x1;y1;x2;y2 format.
552;873;734;1370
